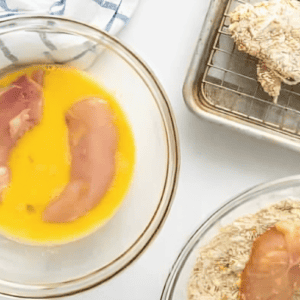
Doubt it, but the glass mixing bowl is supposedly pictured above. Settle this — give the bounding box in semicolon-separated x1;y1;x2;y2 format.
0;16;179;298
161;175;300;300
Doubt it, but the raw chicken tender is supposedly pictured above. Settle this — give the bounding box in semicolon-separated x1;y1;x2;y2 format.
229;0;300;102
240;220;300;300
0;70;44;196
43;98;118;223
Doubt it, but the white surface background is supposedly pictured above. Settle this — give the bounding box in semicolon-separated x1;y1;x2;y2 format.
5;0;300;299
76;0;300;299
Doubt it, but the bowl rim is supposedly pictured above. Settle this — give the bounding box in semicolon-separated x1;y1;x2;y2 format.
160;175;300;300
0;15;180;299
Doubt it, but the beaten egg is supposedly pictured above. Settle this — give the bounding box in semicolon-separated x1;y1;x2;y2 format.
0;65;135;244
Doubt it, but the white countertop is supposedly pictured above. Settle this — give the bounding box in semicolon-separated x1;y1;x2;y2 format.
5;0;300;299
75;0;300;299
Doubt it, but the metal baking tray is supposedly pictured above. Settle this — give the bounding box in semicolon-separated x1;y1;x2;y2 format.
183;0;300;151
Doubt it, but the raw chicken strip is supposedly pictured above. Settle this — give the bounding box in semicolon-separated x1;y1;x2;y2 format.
43;98;118;223
0;70;44;196
240;221;300;300
229;0;300;102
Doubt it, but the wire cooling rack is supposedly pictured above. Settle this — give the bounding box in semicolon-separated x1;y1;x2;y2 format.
200;0;300;137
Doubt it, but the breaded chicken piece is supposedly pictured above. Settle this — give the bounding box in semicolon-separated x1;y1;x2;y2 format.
229;0;300;102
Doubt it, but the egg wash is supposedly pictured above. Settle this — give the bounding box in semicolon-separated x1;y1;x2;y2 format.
0;65;135;244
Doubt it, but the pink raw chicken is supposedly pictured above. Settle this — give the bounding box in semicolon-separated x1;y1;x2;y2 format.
43;98;118;223
0;70;44;196
240;221;300;300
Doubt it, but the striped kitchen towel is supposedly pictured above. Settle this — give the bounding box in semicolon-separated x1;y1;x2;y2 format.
0;0;139;34
0;0;139;70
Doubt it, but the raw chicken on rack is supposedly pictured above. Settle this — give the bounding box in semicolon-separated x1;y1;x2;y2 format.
229;0;300;103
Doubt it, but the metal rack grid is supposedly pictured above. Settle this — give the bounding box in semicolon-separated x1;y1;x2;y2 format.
201;0;300;136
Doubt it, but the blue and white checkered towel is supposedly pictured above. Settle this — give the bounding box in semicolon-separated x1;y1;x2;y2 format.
0;0;139;71
0;0;139;34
